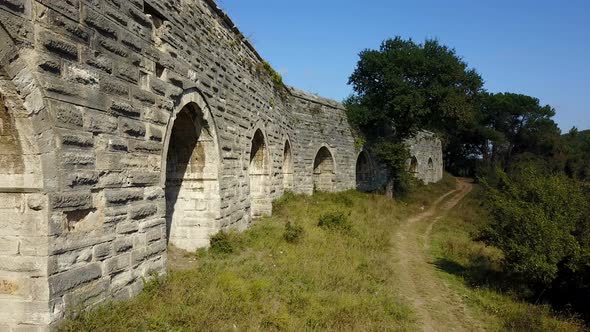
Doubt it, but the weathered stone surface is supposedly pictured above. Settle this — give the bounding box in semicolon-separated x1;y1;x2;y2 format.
405;131;444;184
48;263;102;296
49;192;92;211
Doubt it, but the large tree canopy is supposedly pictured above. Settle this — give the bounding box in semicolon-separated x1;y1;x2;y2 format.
346;37;484;141
480;92;562;167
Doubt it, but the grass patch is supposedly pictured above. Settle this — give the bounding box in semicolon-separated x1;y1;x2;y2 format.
429;186;586;331
58;178;457;331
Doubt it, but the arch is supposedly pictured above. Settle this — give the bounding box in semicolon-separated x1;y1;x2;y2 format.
163;95;222;251
0;25;53;329
0;88;24;176
355;150;374;192
249;128;272;218
313;146;335;192
282;139;294;191
409;156;419;174
428;157;434;170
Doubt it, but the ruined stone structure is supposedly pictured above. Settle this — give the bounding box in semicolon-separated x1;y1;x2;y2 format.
0;0;441;330
405;131;444;184
353;131;444;193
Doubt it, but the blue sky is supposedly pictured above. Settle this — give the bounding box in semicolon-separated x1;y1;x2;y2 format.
218;0;589;132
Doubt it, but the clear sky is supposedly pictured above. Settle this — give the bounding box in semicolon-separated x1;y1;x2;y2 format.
218;0;589;132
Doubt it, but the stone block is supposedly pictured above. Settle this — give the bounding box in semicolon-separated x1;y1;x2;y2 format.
47;100;83;129
119;118;145;138
49;191;92;211
48;263;102;296
128;203;156;221
128;140;161;154
99;78;129;97
109;100;140;118
81;48;113;74
115;63;139;84
38;30;78;61
63;278;109;309
104;188;143;205
84;110;119;133
63;171;99;189
82;6;118;39
64;64;99;86
103;253;130;275
0;237;19;255
112;236;133;254
127;171;159;186
93;242;112;260
97;36;128;58
38;0;79;21
0;0;27;14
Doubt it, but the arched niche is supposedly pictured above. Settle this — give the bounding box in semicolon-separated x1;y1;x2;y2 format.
0;91;24;177
282;139;294;191
249;128;271;218
0;71;44;191
428;157;434;170
313;146;335;192
409;156;419;174
164;100;221;251
0;28;52;330
355;150;374;192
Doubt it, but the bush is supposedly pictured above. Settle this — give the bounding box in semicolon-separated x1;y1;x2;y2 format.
318;212;351;231
481;165;588;286
209;231;239;254
283;222;304;243
374;141;413;197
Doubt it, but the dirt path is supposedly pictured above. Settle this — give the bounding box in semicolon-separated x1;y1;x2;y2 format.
393;178;482;332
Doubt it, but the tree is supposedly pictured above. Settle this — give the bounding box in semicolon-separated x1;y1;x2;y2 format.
479;93;563;168
481;165;588;286
563;128;590;181
346;37;484;141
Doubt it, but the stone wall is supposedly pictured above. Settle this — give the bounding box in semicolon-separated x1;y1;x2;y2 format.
353;131;444;193
405;131;444;184
0;0;357;330
0;0;443;330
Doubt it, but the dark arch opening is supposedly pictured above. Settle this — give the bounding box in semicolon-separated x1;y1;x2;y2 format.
249;129;271;218
165;103;221;250
313;147;335;192
356;151;373;192
0;92;24;176
428;157;434;170
282;140;293;191
409;156;418;174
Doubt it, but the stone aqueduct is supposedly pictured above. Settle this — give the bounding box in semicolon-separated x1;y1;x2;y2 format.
0;0;442;329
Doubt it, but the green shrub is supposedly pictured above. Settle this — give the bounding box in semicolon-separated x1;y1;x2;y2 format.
374;141;413;197
209;230;239;254
283;222;304;244
318;212;351;231
481;165;588;286
354;137;366;151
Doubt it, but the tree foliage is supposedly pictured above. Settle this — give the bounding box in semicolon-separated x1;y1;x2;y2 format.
479;93;563;168
374;141;413;196
481;165;588;285
564;128;590;181
346;37;484;140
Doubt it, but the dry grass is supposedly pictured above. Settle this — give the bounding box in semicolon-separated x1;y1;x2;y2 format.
58;180;456;332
